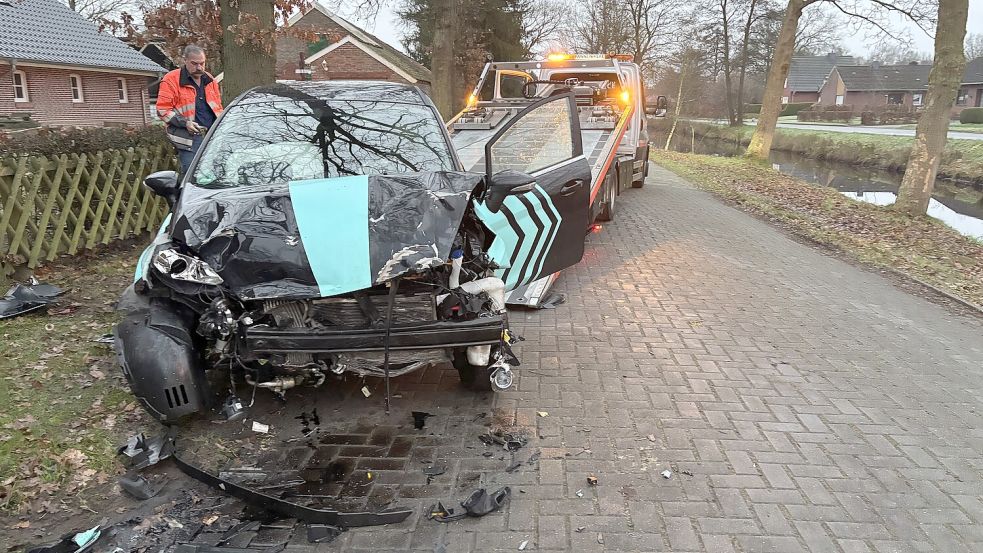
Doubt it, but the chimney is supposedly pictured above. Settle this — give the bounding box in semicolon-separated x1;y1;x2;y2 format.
908;61;919;65
871;61;881;70
826;52;837;62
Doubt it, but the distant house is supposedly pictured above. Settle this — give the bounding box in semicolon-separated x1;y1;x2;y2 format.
783;52;856;104
0;0;165;128
275;3;432;93
819;63;932;108
956;57;983;113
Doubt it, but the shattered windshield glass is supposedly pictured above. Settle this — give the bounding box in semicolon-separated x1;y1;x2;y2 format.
191;98;455;188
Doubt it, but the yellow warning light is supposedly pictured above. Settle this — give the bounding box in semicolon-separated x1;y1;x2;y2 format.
467;92;477;107
620;90;630;104
547;53;572;62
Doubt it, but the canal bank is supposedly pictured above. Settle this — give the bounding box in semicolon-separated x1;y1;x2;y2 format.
653;150;983;310
652;120;983;185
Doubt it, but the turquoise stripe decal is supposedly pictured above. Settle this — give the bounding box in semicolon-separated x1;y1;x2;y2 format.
289;176;371;297
529;185;561;283
474;186;563;291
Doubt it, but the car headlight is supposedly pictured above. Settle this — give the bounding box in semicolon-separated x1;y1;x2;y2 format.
152;248;223;285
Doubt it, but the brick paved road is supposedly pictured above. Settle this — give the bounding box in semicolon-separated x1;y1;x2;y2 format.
487;164;983;553
135;164;983;552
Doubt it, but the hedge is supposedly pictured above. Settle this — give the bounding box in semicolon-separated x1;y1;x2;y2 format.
744;102;814;117
0;125;170;158
960;108;983;124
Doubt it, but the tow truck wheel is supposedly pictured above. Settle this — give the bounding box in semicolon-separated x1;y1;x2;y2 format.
596;177;616;222
453;349;493;391
632;147;650;188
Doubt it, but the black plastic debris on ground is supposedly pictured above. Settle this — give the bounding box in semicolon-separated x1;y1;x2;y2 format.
118;473;167;500
0;280;64;320
307;524;343;543
423;465;446;484
479;430;527;451
117;432;174;470
412;411;433;430
427;487;511;522
26;525;101;553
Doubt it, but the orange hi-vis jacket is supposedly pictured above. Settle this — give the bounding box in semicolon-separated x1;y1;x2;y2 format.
156;67;223;151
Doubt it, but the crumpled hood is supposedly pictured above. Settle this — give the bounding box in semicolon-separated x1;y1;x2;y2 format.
168;171;484;300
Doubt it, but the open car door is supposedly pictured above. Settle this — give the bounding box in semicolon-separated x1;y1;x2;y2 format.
474;93;592;297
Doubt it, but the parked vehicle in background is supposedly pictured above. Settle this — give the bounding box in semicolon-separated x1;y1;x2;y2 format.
447;53;667;306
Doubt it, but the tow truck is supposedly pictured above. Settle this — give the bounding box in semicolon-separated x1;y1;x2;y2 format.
447;53;667;307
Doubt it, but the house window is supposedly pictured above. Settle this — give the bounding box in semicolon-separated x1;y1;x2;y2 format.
912;93;923;106
781;96;789;104
12;70;28;102
956;90;969;105
835;95;844;106
70;74;84;102
117;78;128;103
887;93;904;105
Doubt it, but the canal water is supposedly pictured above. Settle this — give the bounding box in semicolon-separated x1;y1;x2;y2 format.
651;130;983;240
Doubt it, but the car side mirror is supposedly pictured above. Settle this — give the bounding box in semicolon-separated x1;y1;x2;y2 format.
484;169;536;213
143;170;180;209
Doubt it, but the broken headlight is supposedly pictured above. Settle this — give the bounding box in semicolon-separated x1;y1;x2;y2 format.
152;248;223;285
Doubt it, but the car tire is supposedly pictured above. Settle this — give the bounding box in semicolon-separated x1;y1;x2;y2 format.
453;349;493;391
596;177;616;222
632;147;650;188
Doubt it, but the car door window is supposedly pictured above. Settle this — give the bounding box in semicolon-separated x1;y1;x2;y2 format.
489;96;576;175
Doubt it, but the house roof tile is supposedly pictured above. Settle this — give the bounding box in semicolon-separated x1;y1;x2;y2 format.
965;57;983;84
835;63;933;91
787;54;856;92
0;0;164;74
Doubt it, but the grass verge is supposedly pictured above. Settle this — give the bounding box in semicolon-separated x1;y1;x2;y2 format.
655;151;983;308
0;242;155;515
664;120;983;183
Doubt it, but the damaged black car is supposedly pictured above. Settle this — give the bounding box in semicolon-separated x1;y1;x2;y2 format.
115;81;592;422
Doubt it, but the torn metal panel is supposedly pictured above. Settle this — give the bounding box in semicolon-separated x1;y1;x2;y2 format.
167;171;482;300
172;443;412;528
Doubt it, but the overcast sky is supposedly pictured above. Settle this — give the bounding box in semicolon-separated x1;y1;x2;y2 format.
338;0;983;59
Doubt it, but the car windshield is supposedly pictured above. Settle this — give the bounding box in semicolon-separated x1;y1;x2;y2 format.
191;98;455;188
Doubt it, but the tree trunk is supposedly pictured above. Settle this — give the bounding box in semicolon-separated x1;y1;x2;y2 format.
746;0;806;160
220;0;275;100
665;63;687;150
431;0;457;119
735;0;757;125
894;0;969;216
720;0;736;126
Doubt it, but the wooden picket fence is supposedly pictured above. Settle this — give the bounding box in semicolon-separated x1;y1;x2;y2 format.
0;146;177;282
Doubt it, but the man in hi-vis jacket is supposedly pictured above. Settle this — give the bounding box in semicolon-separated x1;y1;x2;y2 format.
157;45;223;174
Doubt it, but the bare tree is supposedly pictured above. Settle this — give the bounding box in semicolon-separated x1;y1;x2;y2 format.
895;0;968;216
64;0;135;22
624;0;680;72
521;0;568;55
565;0;630;54
862;40;932;64
965;32;983;60
747;0;934;160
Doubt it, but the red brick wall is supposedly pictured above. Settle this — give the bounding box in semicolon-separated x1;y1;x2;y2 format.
274;9;430;95
0;65;151;127
310;43;410;83
789;91;819;104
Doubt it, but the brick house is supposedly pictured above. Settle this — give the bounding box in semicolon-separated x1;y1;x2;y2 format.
0;0;165;128
818;63;932;108
782;52;856;104
275;3;432;93
955;57;983;114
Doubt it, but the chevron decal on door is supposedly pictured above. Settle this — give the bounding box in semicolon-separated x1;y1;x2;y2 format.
474;184;563;290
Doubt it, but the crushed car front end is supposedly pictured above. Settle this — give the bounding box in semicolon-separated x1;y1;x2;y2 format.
115;82;519;423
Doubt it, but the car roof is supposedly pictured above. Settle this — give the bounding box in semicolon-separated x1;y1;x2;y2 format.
237;80;429;106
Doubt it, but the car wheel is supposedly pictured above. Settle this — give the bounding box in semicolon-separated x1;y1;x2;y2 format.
453;349;493;391
596;177;616;222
